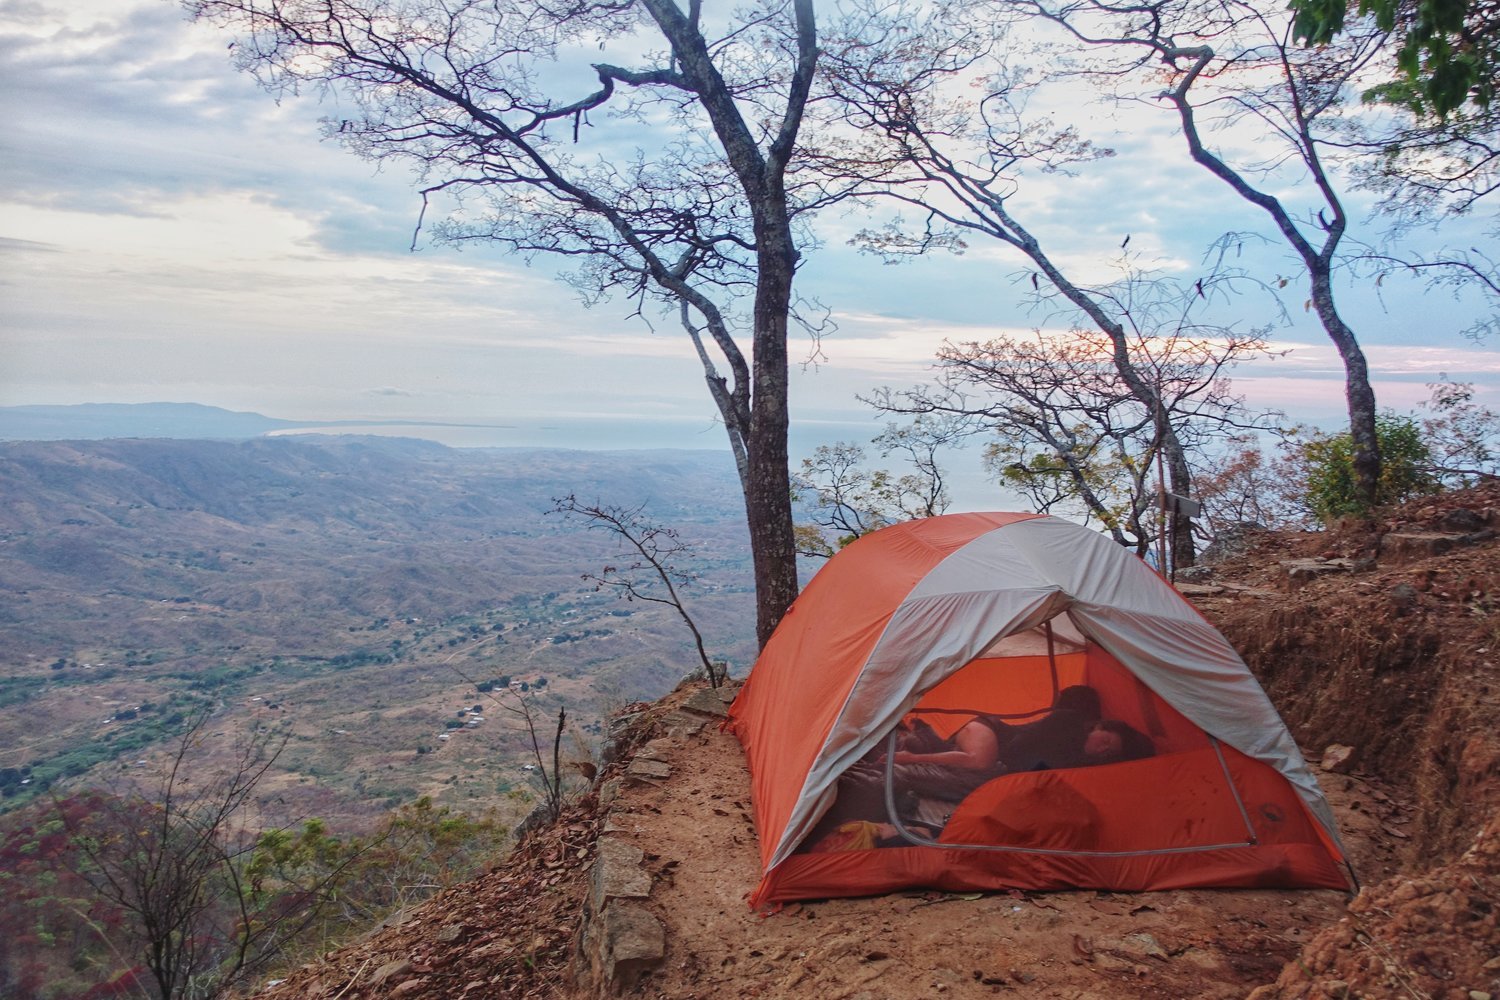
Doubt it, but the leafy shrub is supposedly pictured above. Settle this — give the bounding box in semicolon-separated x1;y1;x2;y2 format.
1300;413;1440;524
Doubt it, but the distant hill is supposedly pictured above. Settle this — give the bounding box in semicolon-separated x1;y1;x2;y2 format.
0;402;508;441
0;435;757;818
0;402;305;440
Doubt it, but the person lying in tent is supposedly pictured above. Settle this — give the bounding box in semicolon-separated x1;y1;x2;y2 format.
808;687;1153;851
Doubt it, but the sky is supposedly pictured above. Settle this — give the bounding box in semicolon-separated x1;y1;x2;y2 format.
1;0;1497;509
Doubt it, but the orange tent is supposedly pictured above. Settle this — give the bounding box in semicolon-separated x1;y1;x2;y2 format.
728;513;1350;907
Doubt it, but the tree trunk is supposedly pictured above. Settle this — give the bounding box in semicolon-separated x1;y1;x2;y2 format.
1310;271;1382;511
746;212;801;647
1160;424;1197;570
642;0;812;647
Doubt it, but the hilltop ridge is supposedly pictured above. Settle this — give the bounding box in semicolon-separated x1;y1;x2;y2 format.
248;483;1500;1000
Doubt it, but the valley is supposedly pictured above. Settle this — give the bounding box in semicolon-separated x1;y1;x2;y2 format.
0;435;759;828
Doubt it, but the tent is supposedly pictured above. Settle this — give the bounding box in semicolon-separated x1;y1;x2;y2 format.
728;512;1351;908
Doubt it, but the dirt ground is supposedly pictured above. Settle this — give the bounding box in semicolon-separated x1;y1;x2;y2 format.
249;484;1500;1000
604;704;1402;1000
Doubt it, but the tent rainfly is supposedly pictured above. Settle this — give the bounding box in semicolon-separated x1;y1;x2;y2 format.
728;512;1351;908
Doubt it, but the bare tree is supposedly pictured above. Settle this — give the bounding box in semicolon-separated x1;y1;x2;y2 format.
499;696;569;825
1009;0;1389;513
874;326;1281;565
184;0;829;646
1191;433;1312;533
551;494;725;687
794;417;956;556
1418;378;1500;483
1342;104;1500;223
815;0;1269;567
57;715;341;1000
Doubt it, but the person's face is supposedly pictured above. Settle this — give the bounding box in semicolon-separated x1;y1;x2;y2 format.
1084;725;1122;759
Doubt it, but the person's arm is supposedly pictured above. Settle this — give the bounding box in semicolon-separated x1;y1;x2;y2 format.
892;721;998;770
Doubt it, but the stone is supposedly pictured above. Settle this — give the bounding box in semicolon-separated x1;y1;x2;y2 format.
1320;744;1356;773
1382;532;1457;565
683;686;731;717
1120;932;1169;961
1439;508;1487;532
372;959;412;985
598;777;623;808
626;757;672;781
435;924;466;944
1176;582;1226;597
1280;558;1355;590
591;837;653;911
598;901;666;991
511;801;554;843
391;979;425;996
607;711;644;741
1200;522;1266;565
660;710;706;736
1387;582;1419;616
635;738;675;761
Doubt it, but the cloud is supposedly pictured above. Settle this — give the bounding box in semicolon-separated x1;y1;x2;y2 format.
0;1;418;254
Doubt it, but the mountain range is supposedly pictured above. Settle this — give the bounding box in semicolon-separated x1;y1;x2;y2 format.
0;401;504;441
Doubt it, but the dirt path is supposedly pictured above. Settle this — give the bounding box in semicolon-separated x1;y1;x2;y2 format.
603;698;1401;1000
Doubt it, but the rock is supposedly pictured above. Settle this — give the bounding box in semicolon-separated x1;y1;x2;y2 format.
626;757;672;781
1280;558;1355;590
1381;532;1457;565
1176;582;1226;597
607;711;644;741
590;837;653;910
1176;565;1216;583
1120;932;1169;961
1439;508;1487;532
435;924;466;944
1320;981;1350;997
372;959;412;985
512;801;555;843
1201;522;1265;565
682;686;732;717
660;710;706;736
634;738;675;761
1320;744;1356;773
391;979;426;996
597;900;666;992
1387;582;1419;616
1092;952;1136;973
